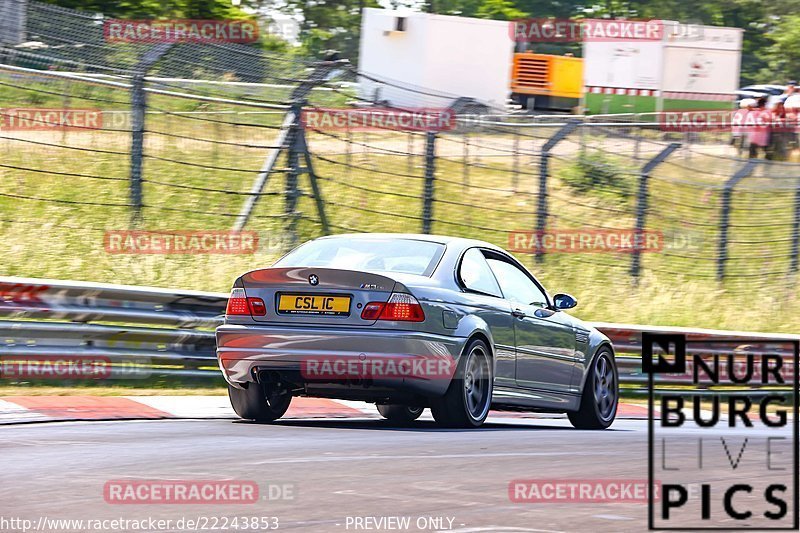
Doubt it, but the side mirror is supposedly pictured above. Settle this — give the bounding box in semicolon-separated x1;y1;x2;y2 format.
553;293;578;310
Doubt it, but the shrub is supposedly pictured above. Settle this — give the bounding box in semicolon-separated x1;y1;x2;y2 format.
559;151;633;199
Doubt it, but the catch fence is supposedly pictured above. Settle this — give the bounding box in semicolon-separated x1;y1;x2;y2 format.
0;0;798;302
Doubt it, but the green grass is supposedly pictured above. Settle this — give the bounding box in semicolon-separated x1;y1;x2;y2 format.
1;81;799;334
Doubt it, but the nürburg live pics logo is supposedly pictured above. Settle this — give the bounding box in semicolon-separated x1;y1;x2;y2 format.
645;332;799;530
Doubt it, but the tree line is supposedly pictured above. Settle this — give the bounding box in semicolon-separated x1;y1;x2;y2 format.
41;0;799;84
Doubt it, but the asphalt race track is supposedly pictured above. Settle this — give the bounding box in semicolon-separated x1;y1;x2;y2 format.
2;413;794;533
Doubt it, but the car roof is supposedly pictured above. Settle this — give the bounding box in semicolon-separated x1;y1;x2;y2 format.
742;84;784;89
741;84;785;93
316;233;504;252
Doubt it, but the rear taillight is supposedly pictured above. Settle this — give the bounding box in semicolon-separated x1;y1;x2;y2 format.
226;288;249;315
360;302;385;321
247;298;266;316
361;293;425;322
382;293;425;321
226;288;266;316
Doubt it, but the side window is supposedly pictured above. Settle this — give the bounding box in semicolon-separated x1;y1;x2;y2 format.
458;248;502;297
486;258;548;308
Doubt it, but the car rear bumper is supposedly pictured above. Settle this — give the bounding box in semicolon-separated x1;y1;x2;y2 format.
216;324;466;398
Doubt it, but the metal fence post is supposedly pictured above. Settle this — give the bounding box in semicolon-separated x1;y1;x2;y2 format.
129;72;146;223
0;0;27;46
717;161;757;281
233;57;346;231
536;119;580;263
790;177;800;273
293;114;330;237
284;102;303;248
422;131;437;234
61;75;71;146
128;43;172;224
630;143;680;278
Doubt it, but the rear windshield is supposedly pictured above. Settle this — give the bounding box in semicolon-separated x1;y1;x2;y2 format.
274;238;445;276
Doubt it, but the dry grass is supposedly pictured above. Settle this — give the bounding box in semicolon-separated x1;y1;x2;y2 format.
1;107;798;333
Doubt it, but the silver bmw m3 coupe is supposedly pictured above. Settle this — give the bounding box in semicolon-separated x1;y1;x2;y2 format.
216;233;618;428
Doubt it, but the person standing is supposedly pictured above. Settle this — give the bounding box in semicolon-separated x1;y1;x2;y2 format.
747;96;770;158
784;91;800;159
768;97;788;161
731;98;754;157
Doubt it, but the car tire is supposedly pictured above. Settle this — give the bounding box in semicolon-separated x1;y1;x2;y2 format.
228;382;292;422
568;348;618;430
430;339;492;428
376;404;424;423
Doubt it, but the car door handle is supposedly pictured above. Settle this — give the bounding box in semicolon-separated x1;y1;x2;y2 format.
511;308;526;318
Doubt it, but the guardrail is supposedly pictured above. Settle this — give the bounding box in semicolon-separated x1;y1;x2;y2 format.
0;277;226;379
0;277;796;393
596;322;798;395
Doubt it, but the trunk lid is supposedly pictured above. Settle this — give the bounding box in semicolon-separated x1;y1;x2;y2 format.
239;267;397;326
